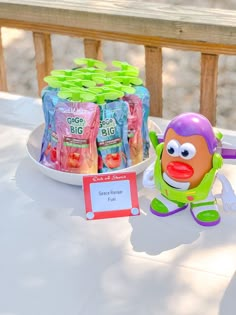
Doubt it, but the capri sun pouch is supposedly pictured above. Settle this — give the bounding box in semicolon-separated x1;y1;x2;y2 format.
109;63;150;160
55;90;100;174
95;92;130;173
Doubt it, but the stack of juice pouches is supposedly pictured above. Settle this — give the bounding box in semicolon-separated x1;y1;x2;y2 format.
39;58;150;174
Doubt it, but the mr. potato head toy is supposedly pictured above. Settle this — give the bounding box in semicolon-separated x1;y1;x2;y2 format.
145;112;224;226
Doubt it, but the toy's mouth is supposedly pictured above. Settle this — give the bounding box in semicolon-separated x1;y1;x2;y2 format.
163;172;190;190
166;161;194;179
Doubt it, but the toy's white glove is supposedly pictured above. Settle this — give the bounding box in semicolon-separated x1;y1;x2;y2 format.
143;161;156;189
214;172;236;212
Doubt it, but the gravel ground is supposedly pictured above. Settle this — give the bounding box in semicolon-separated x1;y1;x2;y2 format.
2;0;236;129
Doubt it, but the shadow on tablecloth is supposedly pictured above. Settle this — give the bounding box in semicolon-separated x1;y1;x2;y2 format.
219;271;236;315
15;157;85;218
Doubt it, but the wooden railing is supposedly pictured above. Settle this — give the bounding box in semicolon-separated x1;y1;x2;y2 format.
1;1;236;125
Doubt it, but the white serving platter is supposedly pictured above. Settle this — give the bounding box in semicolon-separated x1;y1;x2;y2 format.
26;119;161;186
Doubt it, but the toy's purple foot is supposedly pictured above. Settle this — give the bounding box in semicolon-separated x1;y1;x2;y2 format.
190;201;220;226
150;194;188;217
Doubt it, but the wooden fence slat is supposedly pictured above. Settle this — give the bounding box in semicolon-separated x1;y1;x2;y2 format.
145;46;163;117
1;19;236;56
33;32;53;95
2;2;236;47
0;27;7;91
84;39;102;60
200;53;219;125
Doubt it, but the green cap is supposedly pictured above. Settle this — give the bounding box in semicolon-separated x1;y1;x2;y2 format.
107;70;139;78
112;76;143;86
101;84;135;94
112;60;139;74
74;67;107;75
58;88;96;102
95;90;124;105
50;69;74;76
73;58;107;69
65;78;96;88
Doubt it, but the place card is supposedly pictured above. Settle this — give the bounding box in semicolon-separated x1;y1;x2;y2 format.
83;172;140;220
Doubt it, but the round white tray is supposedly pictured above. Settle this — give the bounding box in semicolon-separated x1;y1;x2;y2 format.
26;119;161;186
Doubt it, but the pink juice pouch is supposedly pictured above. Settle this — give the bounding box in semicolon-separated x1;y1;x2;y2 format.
55;101;100;174
123;94;143;165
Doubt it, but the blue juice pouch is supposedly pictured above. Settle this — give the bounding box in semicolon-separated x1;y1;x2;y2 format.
135;85;150;159
97;100;130;173
40;86;60;169
40;74;69;168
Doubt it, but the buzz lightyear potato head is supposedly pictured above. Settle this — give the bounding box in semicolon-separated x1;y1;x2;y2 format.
145;112;224;226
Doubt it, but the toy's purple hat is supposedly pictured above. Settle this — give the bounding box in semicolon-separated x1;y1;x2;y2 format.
164;112;217;154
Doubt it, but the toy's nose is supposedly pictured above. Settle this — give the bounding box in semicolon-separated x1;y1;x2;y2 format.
166;161;194;179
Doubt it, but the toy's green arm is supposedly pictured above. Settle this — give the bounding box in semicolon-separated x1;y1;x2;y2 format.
149;131;159;149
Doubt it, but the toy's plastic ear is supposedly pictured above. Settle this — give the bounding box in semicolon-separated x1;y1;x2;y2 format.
212;153;223;170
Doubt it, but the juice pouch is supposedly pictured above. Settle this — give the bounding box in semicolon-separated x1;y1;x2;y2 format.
110;63;150;159
123;94;143;165
55;101;100;174
97;100;130;173
135;85;150;159
40;86;60;170
40;74;75;169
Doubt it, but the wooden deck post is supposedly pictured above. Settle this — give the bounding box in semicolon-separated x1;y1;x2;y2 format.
33;32;53;95
83;39;102;60
200;53;219;125
145;46;163;117
0;27;7;91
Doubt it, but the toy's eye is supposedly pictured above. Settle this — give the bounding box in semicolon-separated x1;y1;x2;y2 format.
180;143;196;160
166;140;180;157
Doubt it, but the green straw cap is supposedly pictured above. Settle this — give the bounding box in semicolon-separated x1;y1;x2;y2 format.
65;78;96;88
72;71;104;82
58;89;96;102
91;75;121;86
73;58;107;69
112;76;143;86
74;67;107;75
44;75;68;88
50;69;74;76
102;84;135;94
112;60;139;74
95;90;124;105
107;70;139;78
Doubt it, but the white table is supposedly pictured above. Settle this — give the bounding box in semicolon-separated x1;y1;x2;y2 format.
1;91;236;315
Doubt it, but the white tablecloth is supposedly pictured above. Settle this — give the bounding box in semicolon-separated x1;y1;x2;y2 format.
0;92;236;315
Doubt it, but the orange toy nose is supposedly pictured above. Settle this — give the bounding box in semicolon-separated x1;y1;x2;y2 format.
166;161;194;179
